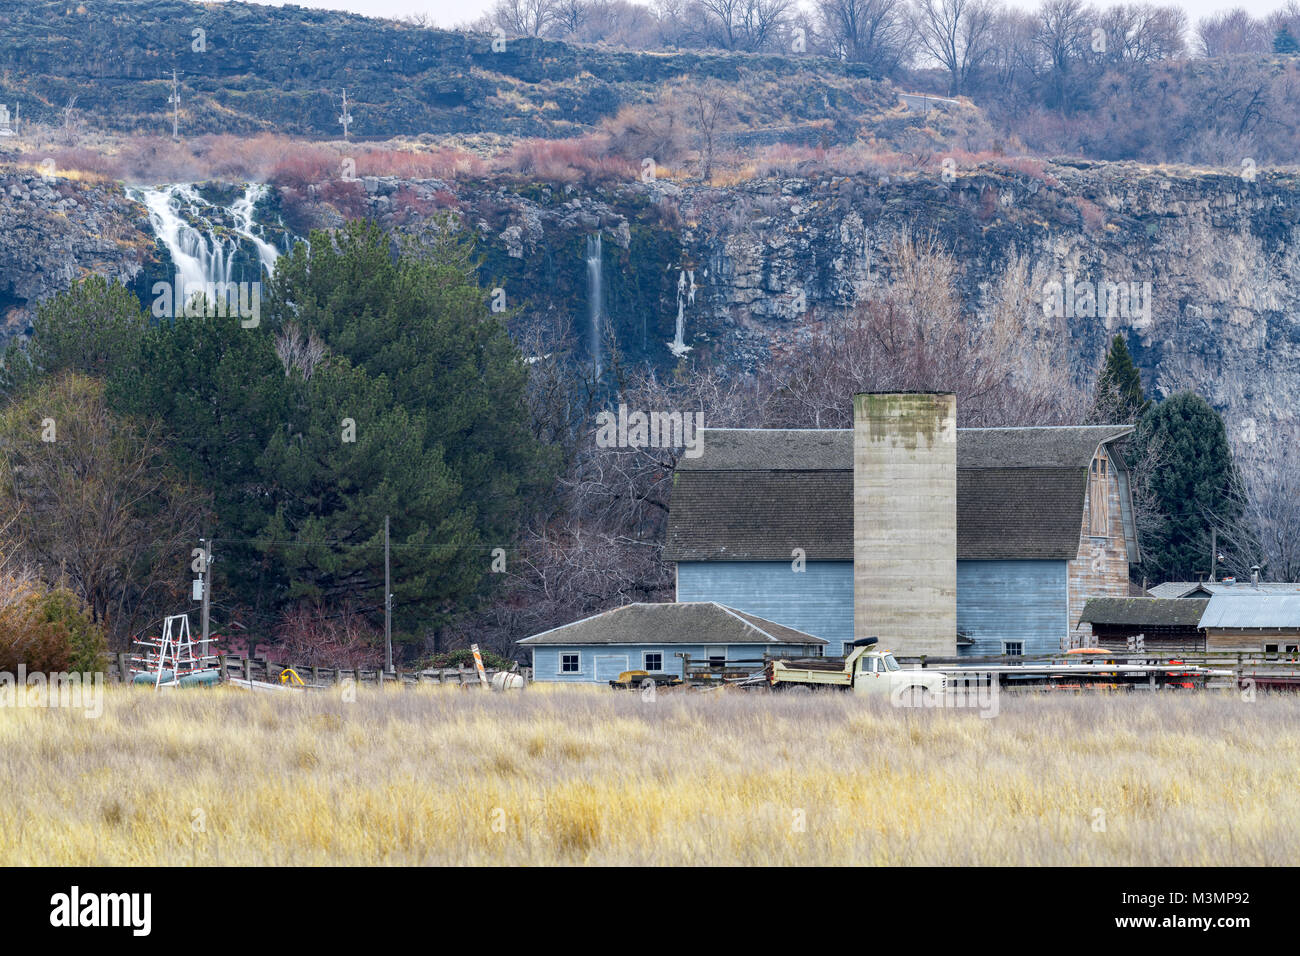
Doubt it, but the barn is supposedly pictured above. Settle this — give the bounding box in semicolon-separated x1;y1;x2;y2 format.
519;602;826;683
663;393;1141;657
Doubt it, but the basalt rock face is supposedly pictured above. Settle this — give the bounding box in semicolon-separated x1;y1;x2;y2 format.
0;169;154;340
3;159;1299;454
316;161;1300;450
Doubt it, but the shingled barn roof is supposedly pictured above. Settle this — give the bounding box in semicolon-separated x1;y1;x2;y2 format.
518;602;829;646
1079;597;1210;628
665;426;1135;563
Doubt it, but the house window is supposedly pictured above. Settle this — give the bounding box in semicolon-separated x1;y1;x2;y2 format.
1003;641;1024;657
1264;644;1279;661
1089;454;1109;536
560;653;580;674
643;651;663;672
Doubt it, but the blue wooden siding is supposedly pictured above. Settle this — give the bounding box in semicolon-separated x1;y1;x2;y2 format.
956;560;1067;656
676;561;854;655
529;643;816;682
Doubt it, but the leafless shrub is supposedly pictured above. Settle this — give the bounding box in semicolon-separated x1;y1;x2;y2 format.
275;322;327;380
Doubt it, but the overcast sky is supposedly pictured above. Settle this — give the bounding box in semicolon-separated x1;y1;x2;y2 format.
251;0;1295;31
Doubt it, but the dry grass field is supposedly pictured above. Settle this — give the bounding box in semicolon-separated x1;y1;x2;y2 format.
1;684;1297;866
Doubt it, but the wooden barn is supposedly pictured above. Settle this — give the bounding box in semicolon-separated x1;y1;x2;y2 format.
663;395;1140;657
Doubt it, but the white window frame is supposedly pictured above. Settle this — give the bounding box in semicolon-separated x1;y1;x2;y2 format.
1002;640;1024;658
642;650;664;672
559;651;581;674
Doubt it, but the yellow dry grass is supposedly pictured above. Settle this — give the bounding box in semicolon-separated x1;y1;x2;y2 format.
1;685;1297;865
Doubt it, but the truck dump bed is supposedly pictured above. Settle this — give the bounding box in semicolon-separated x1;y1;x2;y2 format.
781;658;847;672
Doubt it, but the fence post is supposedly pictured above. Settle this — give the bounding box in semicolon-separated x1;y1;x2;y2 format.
116;652;128;683
218;654;229;683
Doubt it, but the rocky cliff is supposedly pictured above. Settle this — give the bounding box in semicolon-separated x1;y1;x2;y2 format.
3;158;1298;453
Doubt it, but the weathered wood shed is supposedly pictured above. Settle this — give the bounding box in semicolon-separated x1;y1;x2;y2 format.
1077;597;1209;652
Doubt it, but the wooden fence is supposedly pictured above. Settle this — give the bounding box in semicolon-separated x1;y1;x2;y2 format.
107;652;530;688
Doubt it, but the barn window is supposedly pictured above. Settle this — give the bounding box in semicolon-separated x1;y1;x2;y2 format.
644;651;663;671
1089;453;1109;536
560;653;580;674
1003;641;1024;657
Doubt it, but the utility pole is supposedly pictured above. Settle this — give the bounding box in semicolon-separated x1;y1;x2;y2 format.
384;515;392;674
168;70;181;142
338;88;352;141
199;537;212;657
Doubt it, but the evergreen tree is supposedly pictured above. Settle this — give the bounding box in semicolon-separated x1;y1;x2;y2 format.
1091;333;1149;424
255;357;480;629
1131;392;1243;583
1;275;146;394
1275;27;1300;54
265;219;557;571
107;313;291;618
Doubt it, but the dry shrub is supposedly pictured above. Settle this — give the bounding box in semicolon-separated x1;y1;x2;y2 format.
495;135;633;186
603;100;690;169
275;603;384;670
1072;196;1107;232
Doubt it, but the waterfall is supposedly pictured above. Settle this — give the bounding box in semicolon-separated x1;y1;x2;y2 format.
669;269;695;357
131;183;281;308
585;233;603;377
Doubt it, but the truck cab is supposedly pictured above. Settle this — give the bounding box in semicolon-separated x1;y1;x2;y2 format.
768;637;947;703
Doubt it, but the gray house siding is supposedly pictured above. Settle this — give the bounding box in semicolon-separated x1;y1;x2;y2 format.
956;559;1068;656
676;560;853;655
530;642;816;682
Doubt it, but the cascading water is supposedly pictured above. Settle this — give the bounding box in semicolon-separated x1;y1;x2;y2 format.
585;233;604;377
669;268;695;357
131;182;282;306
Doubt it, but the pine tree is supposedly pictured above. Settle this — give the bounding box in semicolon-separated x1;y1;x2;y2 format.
1275;27;1299;54
1131;392;1243;583
266;219;557;570
1;275;147;394
1091;333;1149;424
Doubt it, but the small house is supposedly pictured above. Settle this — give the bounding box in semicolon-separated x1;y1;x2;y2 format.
519;602;826;683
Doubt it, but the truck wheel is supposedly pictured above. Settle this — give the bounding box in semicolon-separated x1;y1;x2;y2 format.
900;685;932;707
784;685;812;695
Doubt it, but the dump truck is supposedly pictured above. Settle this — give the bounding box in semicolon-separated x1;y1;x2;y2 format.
765;637;947;703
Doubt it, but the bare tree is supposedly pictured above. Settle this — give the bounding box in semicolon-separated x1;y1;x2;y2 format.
698;0;792;50
492;0;559;37
912;0;997;96
761;232;1086;428
1096;4;1187;65
816;0;913;72
1195;7;1270;57
682;80;735;181
1218;424;1300;582
1034;0;1096;113
0;374;208;647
